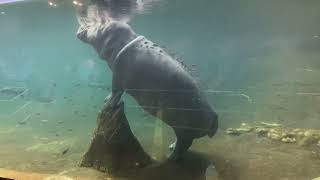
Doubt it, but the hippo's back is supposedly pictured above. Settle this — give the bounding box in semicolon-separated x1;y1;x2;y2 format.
114;37;218;138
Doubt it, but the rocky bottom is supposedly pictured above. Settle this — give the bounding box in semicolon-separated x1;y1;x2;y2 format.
0;124;320;180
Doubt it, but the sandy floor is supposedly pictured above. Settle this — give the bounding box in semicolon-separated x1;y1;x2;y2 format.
0;168;103;180
0;125;320;180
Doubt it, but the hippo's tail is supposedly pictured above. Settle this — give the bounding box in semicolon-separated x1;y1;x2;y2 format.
207;110;218;138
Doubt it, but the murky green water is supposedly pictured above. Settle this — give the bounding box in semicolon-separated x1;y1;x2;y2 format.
0;0;320;179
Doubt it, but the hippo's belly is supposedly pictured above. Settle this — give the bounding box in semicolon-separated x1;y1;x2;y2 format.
127;86;213;138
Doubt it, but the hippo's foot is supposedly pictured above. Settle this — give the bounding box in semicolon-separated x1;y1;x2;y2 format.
169;140;176;151
168;137;193;161
104;91;123;108
104;94;112;103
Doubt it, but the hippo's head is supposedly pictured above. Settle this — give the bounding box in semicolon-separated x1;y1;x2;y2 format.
76;5;111;48
76;5;138;68
76;21;109;51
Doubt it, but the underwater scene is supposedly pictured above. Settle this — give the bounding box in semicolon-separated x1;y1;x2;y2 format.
0;0;320;179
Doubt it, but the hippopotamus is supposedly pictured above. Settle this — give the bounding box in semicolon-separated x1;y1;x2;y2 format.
76;13;218;160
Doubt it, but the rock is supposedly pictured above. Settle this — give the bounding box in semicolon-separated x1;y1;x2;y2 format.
226;128;239;135
261;122;281;128
226;127;252;136
304;130;313;137
281;137;296;143
297;131;304;137
226;122;320;146
292;128;301;133
267;133;281;140
299;136;319;146
226;124;253;136
304;130;319;138
238;127;253;133
254;127;269;136
269;129;276;133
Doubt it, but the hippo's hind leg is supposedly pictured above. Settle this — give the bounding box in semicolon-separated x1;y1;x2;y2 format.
169;140;177;150
168;135;193;161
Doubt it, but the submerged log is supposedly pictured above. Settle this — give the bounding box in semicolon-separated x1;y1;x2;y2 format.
80;101;152;175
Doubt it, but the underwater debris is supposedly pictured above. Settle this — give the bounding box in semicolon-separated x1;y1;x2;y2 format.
51;81;57;87
37;97;55;103
226;122;320;146
26;139;75;153
88;83;110;90
17;114;32;125
260;122;281;128
61;148;69;155
72;82;81;87
0;87;25;96
17;120;27;125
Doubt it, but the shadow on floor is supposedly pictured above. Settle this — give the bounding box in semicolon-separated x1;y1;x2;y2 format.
115;151;220;180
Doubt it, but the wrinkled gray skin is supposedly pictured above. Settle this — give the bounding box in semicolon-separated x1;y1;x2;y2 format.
77;21;218;161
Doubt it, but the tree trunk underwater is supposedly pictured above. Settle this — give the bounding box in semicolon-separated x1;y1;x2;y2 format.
80;101;152;175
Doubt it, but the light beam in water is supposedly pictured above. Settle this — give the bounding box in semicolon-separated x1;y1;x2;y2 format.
0;0;25;5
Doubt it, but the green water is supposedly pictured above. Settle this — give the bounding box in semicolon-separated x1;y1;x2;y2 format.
0;0;320;179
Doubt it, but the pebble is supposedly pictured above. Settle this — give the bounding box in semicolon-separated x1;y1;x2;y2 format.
281;137;296;143
267;133;281;140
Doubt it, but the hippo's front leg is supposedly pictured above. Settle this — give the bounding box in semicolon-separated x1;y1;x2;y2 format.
104;73;123;108
104;91;123;107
